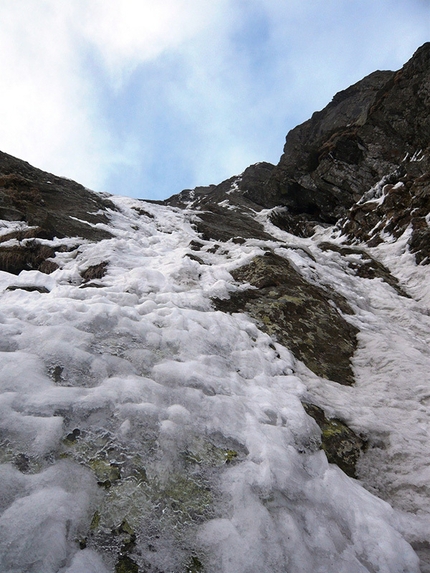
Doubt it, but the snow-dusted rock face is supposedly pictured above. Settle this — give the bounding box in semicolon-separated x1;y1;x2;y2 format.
268;42;430;233
0;44;430;573
168;43;430;261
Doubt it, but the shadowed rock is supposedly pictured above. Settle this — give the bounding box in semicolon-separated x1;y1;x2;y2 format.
303;403;366;478
81;261;108;282
265;43;430;229
0;242;59;275
0;151;117;274
167;163;276;242
340;154;430;264
0;151;115;242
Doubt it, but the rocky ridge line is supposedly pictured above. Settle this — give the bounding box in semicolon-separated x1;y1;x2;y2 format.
167;42;430;263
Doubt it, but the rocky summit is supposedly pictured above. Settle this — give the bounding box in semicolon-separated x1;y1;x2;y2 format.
0;44;429;573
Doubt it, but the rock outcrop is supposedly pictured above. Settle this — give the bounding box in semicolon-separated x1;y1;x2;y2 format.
0;151;115;274
213;251;358;385
167;43;430;262
265;42;429;232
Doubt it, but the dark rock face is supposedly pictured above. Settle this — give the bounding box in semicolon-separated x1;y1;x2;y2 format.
167;162;276;211
214;252;358;385
192;204;273;243
168;43;429;262
341;153;430;263
0;151;116;274
0;239;59;275
265;43;430;228
303;403;366;478
266;70;395;220
0;151;115;242
167;162;276;242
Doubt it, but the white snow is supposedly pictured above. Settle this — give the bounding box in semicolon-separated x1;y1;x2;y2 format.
0;195;428;572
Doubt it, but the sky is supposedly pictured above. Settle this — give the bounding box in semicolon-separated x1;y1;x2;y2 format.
0;1;428;201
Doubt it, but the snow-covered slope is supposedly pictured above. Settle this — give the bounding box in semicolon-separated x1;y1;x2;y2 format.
1;193;429;573
1;42;429;573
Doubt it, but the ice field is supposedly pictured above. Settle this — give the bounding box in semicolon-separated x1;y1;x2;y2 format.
0;193;429;572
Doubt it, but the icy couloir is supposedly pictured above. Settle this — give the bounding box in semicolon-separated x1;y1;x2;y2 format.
0;193;429;572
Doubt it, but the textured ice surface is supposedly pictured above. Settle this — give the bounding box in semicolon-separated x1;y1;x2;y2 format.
0;197;427;572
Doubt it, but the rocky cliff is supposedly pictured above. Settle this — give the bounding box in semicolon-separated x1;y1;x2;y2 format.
0;43;429;573
168;42;430;259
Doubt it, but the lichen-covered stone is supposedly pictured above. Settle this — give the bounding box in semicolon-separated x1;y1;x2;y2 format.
183;435;246;467
115;555;139;573
303;403;366;477
185;555;204;572
214;252;358;385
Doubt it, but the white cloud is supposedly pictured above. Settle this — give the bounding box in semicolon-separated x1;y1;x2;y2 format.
0;0;232;191
78;0;231;85
0;1;112;188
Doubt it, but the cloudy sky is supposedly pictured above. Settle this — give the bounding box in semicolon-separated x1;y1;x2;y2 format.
0;1;428;200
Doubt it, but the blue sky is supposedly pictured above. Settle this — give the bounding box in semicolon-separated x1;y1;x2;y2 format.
0;0;428;200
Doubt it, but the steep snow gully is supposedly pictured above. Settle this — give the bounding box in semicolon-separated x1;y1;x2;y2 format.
1;42;430;573
0;192;429;573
